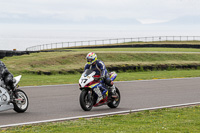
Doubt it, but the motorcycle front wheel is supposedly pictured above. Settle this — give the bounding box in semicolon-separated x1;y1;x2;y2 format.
13;89;29;113
79;90;93;111
107;87;120;108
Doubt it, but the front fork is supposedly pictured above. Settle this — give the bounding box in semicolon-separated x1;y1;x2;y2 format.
87;90;93;103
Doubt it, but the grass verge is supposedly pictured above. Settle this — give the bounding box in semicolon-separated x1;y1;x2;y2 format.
1;105;200;133
17;69;200;86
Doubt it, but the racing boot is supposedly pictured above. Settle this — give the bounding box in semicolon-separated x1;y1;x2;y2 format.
102;89;108;99
93;87;103;103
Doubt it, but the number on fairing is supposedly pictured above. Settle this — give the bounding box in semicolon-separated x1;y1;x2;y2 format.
81;79;88;84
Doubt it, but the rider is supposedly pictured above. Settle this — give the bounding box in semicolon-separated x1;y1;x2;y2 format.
84;52;116;103
0;60;15;90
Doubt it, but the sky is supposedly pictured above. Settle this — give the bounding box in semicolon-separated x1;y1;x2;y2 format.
0;0;200;50
0;0;200;25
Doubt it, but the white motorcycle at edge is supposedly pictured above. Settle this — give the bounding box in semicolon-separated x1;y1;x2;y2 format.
0;75;29;113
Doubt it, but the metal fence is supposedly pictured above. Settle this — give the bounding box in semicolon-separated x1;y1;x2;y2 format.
26;36;200;51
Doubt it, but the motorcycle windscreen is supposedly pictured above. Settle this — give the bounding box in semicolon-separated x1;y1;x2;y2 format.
83;69;96;77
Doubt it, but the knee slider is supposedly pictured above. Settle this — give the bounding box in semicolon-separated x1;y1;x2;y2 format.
4;73;14;86
105;78;113;86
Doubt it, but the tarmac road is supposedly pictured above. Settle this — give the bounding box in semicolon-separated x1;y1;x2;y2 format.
0;78;200;126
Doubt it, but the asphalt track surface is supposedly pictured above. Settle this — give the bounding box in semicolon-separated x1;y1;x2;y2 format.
0;78;200;126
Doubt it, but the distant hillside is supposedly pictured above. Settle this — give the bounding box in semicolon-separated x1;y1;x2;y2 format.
164;15;200;25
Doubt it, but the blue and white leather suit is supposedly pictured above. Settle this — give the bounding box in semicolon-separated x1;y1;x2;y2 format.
84;60;113;91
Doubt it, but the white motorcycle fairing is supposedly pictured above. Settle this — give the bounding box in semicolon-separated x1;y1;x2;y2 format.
0;75;22;112
14;75;22;87
79;71;96;88
79;70;104;104
0;87;14;112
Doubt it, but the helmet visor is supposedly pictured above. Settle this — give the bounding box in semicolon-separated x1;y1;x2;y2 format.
87;58;93;64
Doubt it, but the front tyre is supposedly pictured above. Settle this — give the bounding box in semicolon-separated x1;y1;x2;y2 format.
79;90;93;111
107;87;120;108
13;89;29;113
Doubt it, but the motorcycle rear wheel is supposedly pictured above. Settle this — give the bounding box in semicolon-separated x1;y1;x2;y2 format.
107;87;120;108
13;89;29;113
79;90;93;111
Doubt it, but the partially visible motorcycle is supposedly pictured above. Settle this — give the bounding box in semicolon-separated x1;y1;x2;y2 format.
79;69;120;111
0;75;29;113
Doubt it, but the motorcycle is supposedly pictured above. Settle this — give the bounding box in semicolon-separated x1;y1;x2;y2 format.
0;75;29;113
79;69;120;111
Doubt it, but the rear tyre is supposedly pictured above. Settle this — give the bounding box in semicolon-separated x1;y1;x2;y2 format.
107;87;120;108
79;90;93;111
13;89;29;113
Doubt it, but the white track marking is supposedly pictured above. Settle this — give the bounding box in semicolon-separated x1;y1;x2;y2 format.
1;101;200;128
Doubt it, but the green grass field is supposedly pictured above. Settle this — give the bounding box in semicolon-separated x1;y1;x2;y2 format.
2;48;200;75
17;69;200;86
1;47;200;86
2;106;200;133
